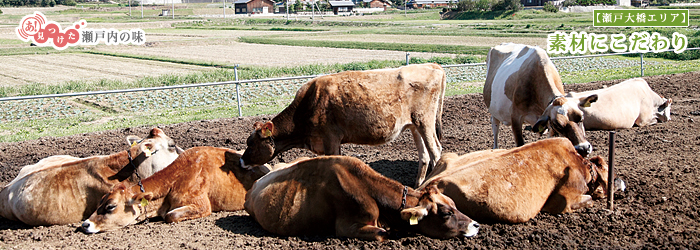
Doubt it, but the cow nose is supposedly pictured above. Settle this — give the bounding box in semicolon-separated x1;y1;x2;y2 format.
574;142;592;157
81;220;97;234
464;221;479;238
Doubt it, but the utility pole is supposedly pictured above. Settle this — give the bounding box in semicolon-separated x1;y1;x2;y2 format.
223;0;226;18
404;0;407;17
129;0;132;16
141;0;143;18
286;0;289;21
172;0;175;19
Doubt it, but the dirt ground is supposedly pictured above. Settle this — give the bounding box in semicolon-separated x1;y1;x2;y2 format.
0;71;699;249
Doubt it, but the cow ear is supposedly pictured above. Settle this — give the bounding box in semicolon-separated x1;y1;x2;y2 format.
148;128;163;138
401;207;429;225
260;122;274;138
533;116;550;134
579;94;598;108
126;136;141;147
253;121;264;131
140;140;155;157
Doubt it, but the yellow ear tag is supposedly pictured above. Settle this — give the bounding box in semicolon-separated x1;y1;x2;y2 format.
409;215;418;225
262;129;272;138
140;198;149;207
583;101;592;108
143;147;152;157
131;141;138;147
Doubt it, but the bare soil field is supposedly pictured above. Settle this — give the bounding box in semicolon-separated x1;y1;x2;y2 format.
0;53;210;86
95;40;455;67
0;72;698;249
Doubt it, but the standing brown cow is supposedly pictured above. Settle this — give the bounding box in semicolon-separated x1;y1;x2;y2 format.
241;63;446;187
484;43;598;156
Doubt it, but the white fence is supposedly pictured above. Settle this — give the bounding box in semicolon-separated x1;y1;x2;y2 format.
0;48;697;123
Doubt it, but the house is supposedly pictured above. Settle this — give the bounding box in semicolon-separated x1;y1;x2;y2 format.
367;0;391;9
406;0;453;9
329;0;355;14
234;0;276;14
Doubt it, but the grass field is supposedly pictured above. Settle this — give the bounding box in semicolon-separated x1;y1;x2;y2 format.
0;5;698;142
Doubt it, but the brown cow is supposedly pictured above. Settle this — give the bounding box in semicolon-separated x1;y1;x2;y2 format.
0;128;183;226
244;156;480;241
80;146;270;233
484;43;598;156
241;63;446;187
419;138;626;224
566;78;672;130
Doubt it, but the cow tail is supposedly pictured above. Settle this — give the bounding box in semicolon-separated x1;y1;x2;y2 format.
436;67;446;141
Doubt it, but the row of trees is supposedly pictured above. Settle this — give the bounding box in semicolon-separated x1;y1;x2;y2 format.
455;0;522;12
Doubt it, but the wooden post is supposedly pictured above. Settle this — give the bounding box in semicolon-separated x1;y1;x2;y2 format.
607;131;616;210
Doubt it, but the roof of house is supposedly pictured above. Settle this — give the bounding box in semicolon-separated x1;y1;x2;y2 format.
329;1;356;6
363;0;391;3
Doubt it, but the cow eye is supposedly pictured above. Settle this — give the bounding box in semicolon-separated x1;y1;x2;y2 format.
439;209;454;218
106;204;117;212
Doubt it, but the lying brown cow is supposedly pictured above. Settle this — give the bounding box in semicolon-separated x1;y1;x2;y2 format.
241;63;446;187
0;128;182;226
244;156;480;241
566;78;672;130
419;138;626;224
81;146;270;233
484;43;597;156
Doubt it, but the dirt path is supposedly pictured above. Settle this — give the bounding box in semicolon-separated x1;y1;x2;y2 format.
0;72;698;249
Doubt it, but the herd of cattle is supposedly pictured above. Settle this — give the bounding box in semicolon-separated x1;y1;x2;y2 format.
0;43;671;241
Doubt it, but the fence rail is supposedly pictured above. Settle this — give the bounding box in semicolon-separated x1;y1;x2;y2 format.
0;48;698;122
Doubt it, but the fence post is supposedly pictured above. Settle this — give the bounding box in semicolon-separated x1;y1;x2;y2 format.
640;53;644;77
406;52;410;65
235;65;242;117
607;131;616;210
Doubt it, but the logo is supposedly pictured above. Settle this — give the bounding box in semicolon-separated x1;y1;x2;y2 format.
16;12;146;50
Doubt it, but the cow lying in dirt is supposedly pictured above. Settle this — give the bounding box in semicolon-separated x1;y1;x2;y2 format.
566;78;672;130
241;63;447;187
419;138;626;224
81;146;270;233
484;43;597;156
244;156;480;241
0;128;183;226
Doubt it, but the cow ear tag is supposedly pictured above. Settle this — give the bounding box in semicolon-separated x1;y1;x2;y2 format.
131;141;138;147
261;128;272;138
409;215;419;225
143;147;152;157
140;198;149;207
582;101;592;108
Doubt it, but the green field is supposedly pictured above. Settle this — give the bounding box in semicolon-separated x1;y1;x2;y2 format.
0;5;698;142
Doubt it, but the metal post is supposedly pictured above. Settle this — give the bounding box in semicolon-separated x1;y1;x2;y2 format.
406;52;410;65
404;0;407;17
607;131;616;210
640;53;644;77
286;0;289;21
172;0;175;19
141;0;143;18
235;65;242;117
223;0;226;18
129;0;132;16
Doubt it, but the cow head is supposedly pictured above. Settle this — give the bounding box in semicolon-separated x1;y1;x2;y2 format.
81;184;150;233
533;95;597;157
126;128;184;177
656;98;672;123
400;185;479;239
241;121;276;168
586;156;626;199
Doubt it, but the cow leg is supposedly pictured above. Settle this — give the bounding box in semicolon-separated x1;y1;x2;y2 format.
491;116;501;149
569;194;594;211
511;117;525;147
410;127;431;188
164;198;212;223
335;218;388;241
